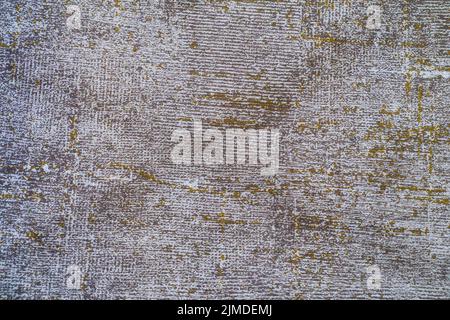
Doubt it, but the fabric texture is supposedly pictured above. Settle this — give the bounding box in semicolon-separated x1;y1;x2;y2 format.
0;0;449;299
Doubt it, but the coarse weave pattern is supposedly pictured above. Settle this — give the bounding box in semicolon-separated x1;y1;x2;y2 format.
0;0;449;299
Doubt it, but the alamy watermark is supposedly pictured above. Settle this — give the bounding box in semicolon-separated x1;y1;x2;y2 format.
366;265;382;290
66;5;81;31
66;264;82;290
366;5;382;30
170;119;280;176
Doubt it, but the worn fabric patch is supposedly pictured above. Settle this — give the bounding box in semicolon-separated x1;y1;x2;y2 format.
0;0;449;299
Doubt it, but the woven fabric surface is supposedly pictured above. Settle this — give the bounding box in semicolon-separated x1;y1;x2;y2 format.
0;0;449;299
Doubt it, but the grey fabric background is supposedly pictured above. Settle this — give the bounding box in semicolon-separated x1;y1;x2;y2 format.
0;0;449;299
